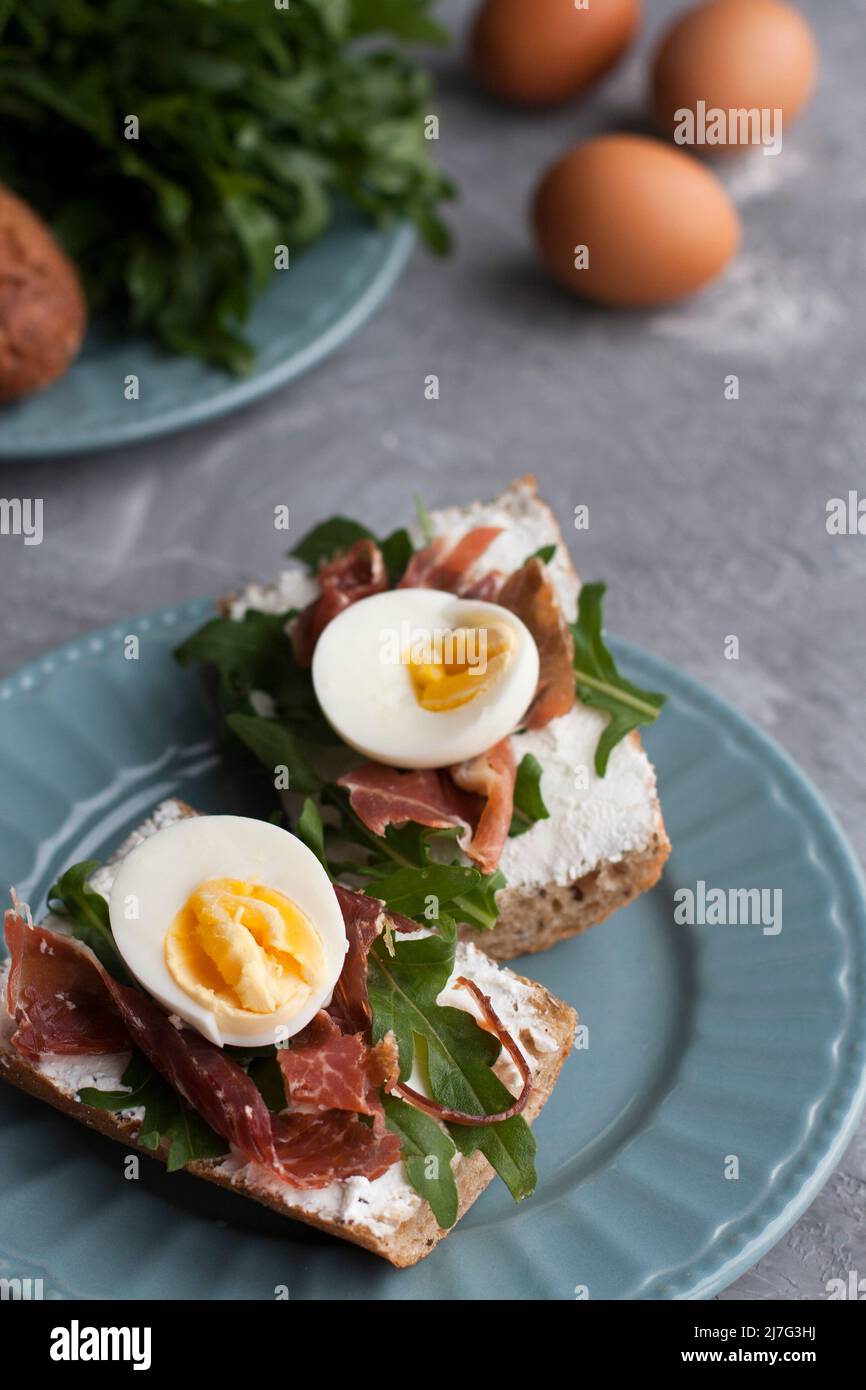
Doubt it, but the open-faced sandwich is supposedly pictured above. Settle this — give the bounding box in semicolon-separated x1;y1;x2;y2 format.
178;475;670;959
1;802;576;1266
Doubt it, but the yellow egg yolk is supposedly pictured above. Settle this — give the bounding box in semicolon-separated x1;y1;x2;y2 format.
407;623;514;713
165;878;326;1022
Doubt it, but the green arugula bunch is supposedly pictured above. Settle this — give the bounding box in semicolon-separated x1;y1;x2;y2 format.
0;0;453;371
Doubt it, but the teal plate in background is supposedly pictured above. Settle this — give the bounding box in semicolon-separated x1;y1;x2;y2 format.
0;209;413;460
1;601;865;1300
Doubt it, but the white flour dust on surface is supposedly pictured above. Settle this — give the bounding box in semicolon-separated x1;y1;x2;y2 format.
649;145;846;355
720;148;809;204
650;252;845;356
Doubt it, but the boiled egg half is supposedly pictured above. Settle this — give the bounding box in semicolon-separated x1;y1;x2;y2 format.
109;815;348;1048
311;589;540;768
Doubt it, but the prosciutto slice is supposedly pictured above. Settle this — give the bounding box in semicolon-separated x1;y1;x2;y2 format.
280;1013;398;1117
328;885;384;1034
398;526;502;592
276;962;402;1187
339;762;477;855
4;910;279;1170
3;901;403;1188
450;738;517;876
292;538;387;666
338;746;516;876
272;1110;401;1187
5;911;128;1058
459;570;504;601
498;557;575;729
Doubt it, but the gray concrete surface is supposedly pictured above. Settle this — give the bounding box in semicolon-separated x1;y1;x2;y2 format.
0;0;863;1299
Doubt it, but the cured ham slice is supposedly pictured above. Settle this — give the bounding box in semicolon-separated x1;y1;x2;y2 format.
272;1109;401;1187
5;912;129;1058
450;738;517;876
498;558;575;729
398;526;502;592
328;885;384;1035
339;763;477;841
280;1016;398;1117
339;762;478;856
4;911;279;1170
4;902;403;1188
114;974;281;1170
338;747;516;876
277;981;401;1187
459;570;504;601
292;539;387;666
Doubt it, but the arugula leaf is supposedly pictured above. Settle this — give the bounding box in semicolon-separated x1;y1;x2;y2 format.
179;609;338;746
528;544;556;565
226;712;322;795
453;866;506;933
509;753;550;838
291;517;374;571
291;516;413;583
79;1053;228;1172
365;863;482;919
80;1053;168;1148
322;788;504;932
175;610;292;702
383;1094;459;1229
47;862;132;985
296;797;328;870
368;932;537;1201
570;583;667;776
379;527;413;582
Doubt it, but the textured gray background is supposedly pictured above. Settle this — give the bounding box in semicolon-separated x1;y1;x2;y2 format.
0;0;863;1299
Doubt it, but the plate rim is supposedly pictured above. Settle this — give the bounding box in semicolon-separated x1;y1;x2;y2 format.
0;222;415;462
1;598;865;1300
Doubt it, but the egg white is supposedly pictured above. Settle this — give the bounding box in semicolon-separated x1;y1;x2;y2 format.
108;815;348;1048
311;589;540;769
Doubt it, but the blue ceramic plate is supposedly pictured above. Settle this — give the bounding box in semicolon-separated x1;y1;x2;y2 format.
1;601;865;1300
0;210;413;460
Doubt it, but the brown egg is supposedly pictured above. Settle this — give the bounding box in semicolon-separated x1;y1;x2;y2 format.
532;134;741;307
470;0;642;107
652;0;818;155
0;186;87;403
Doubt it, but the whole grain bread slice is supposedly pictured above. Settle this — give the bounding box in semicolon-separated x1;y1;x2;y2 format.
0;801;577;1268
